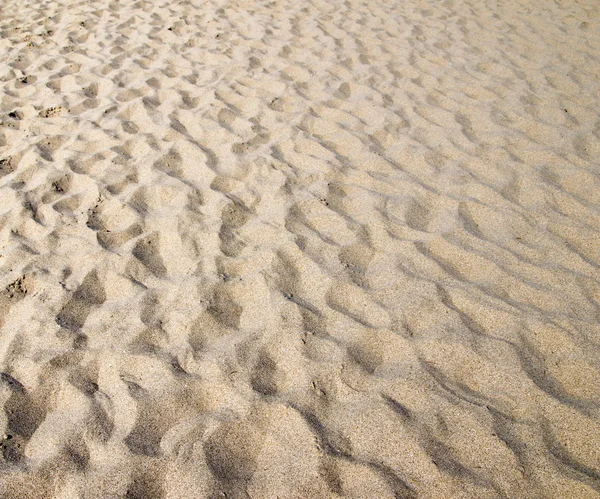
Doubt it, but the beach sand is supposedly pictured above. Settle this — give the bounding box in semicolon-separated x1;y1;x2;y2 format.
0;0;599;497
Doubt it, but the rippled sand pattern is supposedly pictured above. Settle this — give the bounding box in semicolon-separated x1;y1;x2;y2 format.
1;0;599;497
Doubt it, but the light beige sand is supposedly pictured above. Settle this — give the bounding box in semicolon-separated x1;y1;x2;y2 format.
0;0;599;497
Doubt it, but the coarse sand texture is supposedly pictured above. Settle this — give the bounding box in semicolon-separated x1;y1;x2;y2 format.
0;0;599;497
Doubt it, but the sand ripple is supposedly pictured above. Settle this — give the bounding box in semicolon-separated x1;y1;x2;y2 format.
0;0;599;497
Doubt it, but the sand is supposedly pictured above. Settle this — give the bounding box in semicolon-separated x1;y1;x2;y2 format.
0;0;599;497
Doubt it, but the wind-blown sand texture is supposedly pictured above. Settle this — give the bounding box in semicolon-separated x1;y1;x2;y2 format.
0;0;599;497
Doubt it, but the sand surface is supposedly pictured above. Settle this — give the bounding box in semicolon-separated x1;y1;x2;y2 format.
0;0;599;497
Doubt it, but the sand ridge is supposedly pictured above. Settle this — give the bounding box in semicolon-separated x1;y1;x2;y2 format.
0;0;599;497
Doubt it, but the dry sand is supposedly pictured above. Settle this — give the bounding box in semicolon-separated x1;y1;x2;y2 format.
0;0;599;497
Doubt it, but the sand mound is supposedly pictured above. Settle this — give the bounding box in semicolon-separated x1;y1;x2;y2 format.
1;0;599;497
